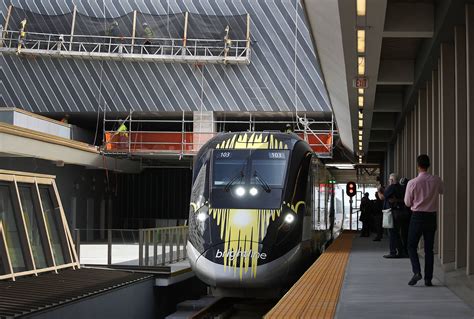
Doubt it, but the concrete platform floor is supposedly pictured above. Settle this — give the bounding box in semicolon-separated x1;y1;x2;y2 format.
335;236;474;319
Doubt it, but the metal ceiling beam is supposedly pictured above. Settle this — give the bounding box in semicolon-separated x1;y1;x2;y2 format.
383;2;434;38
373;93;403;112
377;60;414;85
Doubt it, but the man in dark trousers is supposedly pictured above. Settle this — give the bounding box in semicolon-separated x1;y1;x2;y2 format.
372;190;384;241
379;173;405;258
404;154;444;286
359;192;371;237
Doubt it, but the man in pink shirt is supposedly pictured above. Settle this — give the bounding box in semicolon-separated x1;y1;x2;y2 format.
404;154;444;286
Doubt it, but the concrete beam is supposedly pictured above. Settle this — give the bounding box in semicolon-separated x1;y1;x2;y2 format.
371;113;395;130
369;130;392;142
377;60;414;85
383;2;434;38
0;124;140;173
368;142;387;151
303;0;354;152
373;93;403;112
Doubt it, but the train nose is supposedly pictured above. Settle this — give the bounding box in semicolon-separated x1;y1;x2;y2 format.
187;241;298;288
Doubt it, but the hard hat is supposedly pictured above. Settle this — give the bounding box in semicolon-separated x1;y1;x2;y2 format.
143;22;148;26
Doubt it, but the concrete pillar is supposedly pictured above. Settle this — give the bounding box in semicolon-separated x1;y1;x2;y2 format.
193;111;216;152
407;112;411;178
466;4;474;275
403;118;408;178
426;81;433;159
440;42;456;265
432;68;440;255
455;25;468;269
435;61;442;255
418;88;428;155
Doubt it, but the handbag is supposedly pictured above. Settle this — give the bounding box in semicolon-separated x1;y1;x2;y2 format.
382;208;394;229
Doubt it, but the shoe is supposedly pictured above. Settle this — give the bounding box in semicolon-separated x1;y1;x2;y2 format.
425;280;433;286
396;253;409;258
408;273;422;286
373;237;382;241
383;254;399;259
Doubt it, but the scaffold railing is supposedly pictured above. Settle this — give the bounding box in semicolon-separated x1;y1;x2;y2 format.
0;5;251;64
0;30;250;64
101;113;335;158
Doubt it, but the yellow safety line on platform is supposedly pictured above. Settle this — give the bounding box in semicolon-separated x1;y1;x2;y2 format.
264;232;354;319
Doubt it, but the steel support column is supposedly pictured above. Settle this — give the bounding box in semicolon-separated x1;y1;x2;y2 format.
440;43;456;265
455;25;468;269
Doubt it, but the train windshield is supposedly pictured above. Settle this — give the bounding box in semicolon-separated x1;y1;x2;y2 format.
213;150;288;187
211;150;289;209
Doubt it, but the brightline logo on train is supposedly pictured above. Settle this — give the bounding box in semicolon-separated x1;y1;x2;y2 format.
215;249;267;260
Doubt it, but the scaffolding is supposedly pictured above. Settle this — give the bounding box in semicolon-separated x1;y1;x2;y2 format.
102;112;336;159
0;6;251;65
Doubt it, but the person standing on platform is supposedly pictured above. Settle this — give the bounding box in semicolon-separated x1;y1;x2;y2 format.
379;173;405;258
404;155;443;286
359;192;371;237
372;190;384;241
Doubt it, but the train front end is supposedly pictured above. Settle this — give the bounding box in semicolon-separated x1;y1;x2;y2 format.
187;132;313;289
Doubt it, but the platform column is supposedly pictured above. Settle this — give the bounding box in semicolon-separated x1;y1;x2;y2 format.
455;25;468;269
418;88;427;155
440;42;456;266
426;81;433;160
193;111;216;153
466;4;474;275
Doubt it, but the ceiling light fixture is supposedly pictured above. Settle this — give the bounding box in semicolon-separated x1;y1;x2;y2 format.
357;29;365;53
358;95;364;107
358;88;364;95
357;0;366;16
358;57;365;76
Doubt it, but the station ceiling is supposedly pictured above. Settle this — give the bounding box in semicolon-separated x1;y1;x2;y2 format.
303;0;468;164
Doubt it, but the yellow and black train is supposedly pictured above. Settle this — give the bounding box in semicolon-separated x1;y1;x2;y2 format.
187;132;335;292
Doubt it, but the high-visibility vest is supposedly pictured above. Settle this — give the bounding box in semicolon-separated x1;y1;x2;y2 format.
144;26;154;39
118;123;128;132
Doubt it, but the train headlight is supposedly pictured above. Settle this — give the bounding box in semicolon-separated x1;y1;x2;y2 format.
234;186;246;197
284;213;295;224
249;187;258;196
197;212;208;222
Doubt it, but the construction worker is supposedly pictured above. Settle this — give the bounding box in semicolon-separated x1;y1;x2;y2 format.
285;124;293;133
17;18;27;53
57;34;64;51
223;25;231;58
117;119;128;150
142;22;154;47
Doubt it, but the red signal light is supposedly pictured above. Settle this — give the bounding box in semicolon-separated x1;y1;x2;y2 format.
346;181;356;197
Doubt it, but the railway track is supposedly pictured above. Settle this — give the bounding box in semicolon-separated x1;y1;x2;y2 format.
190;297;277;319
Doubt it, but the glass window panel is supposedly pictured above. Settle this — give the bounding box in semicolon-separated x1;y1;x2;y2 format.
0;184;26;272
39;187;65;265
250;159;287;187
19;185;48;269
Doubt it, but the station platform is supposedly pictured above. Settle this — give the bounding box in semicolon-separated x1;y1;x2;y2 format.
266;232;474;319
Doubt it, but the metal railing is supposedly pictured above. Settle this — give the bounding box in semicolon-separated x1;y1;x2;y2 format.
0;30;250;64
139;226;188;266
102;112;335;158
75;226;188;267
